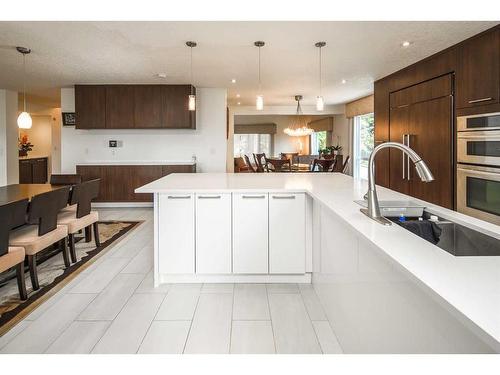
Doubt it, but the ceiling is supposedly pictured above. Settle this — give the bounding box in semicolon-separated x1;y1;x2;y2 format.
0;21;498;107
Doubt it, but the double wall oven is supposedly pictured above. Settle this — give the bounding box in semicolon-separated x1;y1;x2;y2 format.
457;112;500;225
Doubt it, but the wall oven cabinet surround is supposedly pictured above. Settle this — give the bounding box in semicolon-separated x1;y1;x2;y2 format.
75;84;196;129
153;191;309;283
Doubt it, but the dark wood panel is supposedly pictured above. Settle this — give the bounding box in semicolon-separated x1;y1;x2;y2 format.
162;85;196;129
132;166;163;201
390;74;452;108
388;105;410;196
374;80;390;188
134;85;163;128
75;85;106;129
32;158;48;184
161;164;197;175
457;29;499;109
18;159;32;184
105;85;135;129
76;166;107;201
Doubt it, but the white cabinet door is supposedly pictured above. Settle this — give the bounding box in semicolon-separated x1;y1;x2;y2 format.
195;193;232;274
232;193;268;274
269;193;306;274
158;193;195;274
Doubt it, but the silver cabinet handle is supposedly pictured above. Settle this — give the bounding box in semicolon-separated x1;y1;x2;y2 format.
402;134;406;180
406;134;411;181
468;97;493;104
242;195;266;199
198;195;221;199
272;195;296;199
168;195;191;199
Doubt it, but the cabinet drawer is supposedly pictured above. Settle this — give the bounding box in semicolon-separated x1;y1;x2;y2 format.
158;194;195;274
269;193;306;274
233;193;268;274
195;193;232;274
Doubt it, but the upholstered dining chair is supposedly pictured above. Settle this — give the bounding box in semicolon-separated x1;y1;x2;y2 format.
9;188;71;291
311;158;337;172
0;199;29;300
266;158;292;172
243;155;257;173
57;179;101;263
253;153;268;172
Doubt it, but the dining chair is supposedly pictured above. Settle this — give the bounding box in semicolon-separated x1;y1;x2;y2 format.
0;199;29;300
9;188;71;290
266;158;291;172
280;152;299;165
50;174;82;186
57;179;101;263
243;155;257;173
342;156;350;174
311;158;337;172
253;153;268;172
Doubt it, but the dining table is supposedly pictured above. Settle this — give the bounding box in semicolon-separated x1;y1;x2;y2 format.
0;184;68;207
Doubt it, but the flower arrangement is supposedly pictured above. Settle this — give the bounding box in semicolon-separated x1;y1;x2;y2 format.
18;134;34;157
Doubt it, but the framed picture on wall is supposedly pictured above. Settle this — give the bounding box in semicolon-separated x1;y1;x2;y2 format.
62;112;76;126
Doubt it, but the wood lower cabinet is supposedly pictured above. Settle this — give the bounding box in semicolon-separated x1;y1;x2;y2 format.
76;164;196;202
195;193;232;274
269;193;306;274
19;157;48;184
232;193;269;274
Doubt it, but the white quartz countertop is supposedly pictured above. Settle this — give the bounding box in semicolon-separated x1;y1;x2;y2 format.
136;172;500;350
77;160;196;166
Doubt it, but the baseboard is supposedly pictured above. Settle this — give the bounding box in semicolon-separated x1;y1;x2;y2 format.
92;202;153;208
158;273;312;284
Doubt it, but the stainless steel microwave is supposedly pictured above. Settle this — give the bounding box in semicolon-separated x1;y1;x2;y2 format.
457;112;500;132
457;130;500;166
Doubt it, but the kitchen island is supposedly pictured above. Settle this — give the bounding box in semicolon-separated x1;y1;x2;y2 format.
136;172;500;353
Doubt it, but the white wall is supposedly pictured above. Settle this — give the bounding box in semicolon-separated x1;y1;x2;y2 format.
0;90;19;185
60;87;227;173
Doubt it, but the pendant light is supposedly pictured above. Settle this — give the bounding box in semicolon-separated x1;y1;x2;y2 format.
315;41;326;111
16;46;32;129
284;95;314;137
186;41;197;111
254;41;265;110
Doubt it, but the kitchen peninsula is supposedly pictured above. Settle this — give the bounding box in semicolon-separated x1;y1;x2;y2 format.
136;172;500;353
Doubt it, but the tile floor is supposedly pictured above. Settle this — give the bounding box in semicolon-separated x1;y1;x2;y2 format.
0;208;343;354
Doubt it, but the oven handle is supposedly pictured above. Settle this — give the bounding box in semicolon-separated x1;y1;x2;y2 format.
457;167;500;177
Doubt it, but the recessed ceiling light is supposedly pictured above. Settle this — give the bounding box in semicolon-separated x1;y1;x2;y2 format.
156;73;167;78
236;94;240;98
237;102;241;105
402;41;411;48
231;79;236;83
341;79;346;84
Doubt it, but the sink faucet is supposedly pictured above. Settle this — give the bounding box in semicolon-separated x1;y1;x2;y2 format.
362;141;434;225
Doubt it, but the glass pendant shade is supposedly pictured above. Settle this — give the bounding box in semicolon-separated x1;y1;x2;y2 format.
17;111;32;129
188;94;196;111
256;95;264;110
316;96;324;111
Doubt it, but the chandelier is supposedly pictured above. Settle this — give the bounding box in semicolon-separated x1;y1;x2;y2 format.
283;95;314;137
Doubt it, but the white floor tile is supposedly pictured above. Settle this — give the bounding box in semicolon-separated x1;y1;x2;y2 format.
68;257;130;294
92;293;164;354
1;293;96;353
268;293;321;354
184;293;233;354
135;271;171;294
312;321;343;354
299;284;327;321
45;321;110;354
0;321;31;350
138;321;191;354
233;284;270;320
78;274;144;320
120;244;153;274
230;321;275;354
155;289;199;320
266;283;299;294
201;283;234;293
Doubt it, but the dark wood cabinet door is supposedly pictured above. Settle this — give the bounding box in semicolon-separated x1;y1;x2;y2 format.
162;85;196;129
32;158;48;183
408;97;453;209
388;105;410;196
105;86;135;129
19;159;32;183
75;85;106;129
134;85;163;128
457;29;500;109
76;166;107;201
133;166;163;201
161;164;196;176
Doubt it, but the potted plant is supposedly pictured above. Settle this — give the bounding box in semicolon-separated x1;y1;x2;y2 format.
331;144;343;156
18;134;34;157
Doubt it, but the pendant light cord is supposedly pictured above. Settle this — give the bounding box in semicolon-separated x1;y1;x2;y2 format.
23;53;26;112
319;46;322;96
258;46;261;92
190;46;193;84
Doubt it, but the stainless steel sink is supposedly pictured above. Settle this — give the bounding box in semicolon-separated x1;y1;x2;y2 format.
354;200;426;218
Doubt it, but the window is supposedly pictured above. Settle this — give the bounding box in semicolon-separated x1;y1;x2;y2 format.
353;113;374;180
310;131;327;155
234;134;272;157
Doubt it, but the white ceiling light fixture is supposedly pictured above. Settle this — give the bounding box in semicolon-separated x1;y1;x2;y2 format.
186;41;197;111
315;41;326;111
16;46;32;129
231;79;236;83
236;94;240;98
402;41;411;48
254;41;265;111
284;95;314;137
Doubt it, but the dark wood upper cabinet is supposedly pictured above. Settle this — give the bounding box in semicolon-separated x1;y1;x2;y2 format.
162;85;196;129
457;29;500;109
75;85;106;129
134;85;163;128
105;85;135;129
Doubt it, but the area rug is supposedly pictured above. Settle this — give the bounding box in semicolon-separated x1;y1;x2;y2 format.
0;220;142;335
